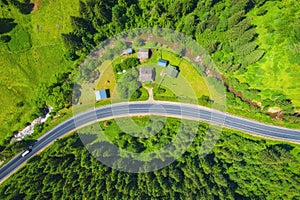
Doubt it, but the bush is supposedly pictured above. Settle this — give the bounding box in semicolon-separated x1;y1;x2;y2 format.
130;89;142;100
256;8;267;16
155;87;166;94
198;95;214;106
237;42;258;56
113;58;140;73
133;38;145;47
117;68;142;99
242;49;265;67
0;35;11;43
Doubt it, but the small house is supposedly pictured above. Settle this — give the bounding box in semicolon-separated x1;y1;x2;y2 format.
95;89;110;101
158;59;168;67
139;68;155;82
126;48;133;54
138;49;149;60
120;48;133;56
166;65;179;78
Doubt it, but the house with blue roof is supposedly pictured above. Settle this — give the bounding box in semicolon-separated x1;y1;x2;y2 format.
126;48;133;54
95;89;110;101
158;59;168;67
120;48;133;56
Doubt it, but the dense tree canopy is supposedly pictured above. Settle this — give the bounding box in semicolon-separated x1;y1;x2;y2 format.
116;67;142;99
34;72;73;114
113;57;140;73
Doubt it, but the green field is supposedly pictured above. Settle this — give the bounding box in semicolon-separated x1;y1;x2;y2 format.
0;0;79;144
234;0;300;107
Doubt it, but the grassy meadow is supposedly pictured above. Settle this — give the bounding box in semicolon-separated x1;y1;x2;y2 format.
0;0;79;144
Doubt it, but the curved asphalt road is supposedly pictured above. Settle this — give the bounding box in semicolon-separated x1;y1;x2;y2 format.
1;101;300;183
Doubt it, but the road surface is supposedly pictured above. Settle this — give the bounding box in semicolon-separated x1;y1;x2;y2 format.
0;101;300;183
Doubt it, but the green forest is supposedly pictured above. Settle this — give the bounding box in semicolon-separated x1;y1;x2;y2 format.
0;118;299;199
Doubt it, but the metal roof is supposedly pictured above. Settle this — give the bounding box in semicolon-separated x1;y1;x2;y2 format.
95;90;108;101
158;59;168;67
126;48;133;54
138;49;149;59
139;68;155;82
166;65;179;78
